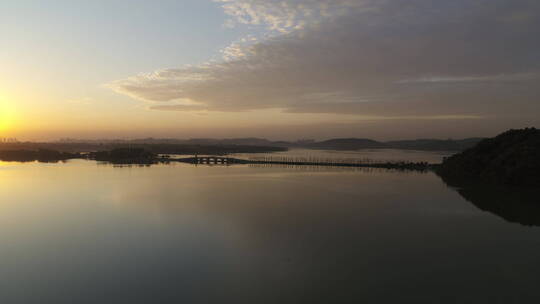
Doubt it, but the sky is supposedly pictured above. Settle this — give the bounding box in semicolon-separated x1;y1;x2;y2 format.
1;0;539;141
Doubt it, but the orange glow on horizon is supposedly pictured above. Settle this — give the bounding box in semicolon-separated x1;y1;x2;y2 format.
0;95;17;134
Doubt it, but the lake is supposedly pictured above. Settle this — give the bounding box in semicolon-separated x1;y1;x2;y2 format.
1;149;539;303
233;148;451;164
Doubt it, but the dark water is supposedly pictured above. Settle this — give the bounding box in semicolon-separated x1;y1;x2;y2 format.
1;156;539;303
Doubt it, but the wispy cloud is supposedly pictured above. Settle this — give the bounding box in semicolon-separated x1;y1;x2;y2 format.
215;0;366;33
396;73;537;84
108;0;540;119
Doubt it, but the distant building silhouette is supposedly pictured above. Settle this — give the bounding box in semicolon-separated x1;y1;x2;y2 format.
0;138;18;143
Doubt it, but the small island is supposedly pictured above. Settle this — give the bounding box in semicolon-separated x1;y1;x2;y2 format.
88;148;157;164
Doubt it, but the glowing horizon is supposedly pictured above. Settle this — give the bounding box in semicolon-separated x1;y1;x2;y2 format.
1;0;539;141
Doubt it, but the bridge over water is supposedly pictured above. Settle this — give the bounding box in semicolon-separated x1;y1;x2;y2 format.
168;155;433;171
174;156;248;165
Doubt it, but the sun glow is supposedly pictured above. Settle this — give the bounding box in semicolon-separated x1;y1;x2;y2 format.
0;96;16;133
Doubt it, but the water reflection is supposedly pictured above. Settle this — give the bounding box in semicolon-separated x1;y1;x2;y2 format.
2;159;540;303
234;148;451;164
97;162;153;168
247;163;429;173
440;175;540;226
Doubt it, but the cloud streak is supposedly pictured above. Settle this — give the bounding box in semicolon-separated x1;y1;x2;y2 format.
108;0;540;121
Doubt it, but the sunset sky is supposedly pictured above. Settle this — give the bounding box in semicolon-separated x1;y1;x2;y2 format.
1;0;539;141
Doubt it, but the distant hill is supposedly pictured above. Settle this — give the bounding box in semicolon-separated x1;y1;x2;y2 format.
437;128;540;186
31;136;485;152
213;138;275;146
302;137;482;151
307;138;386;150
386;138;483;151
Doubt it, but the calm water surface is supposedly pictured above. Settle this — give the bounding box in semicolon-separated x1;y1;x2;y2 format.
1;150;539;303
233;148;451;163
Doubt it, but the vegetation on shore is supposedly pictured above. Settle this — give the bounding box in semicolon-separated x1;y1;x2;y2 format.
0;148;160;164
0;149;81;163
3;129;537;181
0;147;432;170
2;137;483;153
0;142;287;155
437;128;540;186
88;148;157;164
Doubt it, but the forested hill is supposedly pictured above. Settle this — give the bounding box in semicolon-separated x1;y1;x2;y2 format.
437;128;540;186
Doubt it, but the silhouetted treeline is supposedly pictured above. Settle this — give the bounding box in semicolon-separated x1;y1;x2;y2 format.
0;142;286;155
0;149;81;163
129;143;286;155
1;137;483;153
437;128;540;186
89;148;156;164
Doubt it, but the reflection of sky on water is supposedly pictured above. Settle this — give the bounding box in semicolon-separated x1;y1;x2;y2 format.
0;159;539;303
233;148;452;164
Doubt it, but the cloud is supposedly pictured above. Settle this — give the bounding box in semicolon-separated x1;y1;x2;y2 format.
108;0;540;119
215;0;367;33
396;73;537;84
